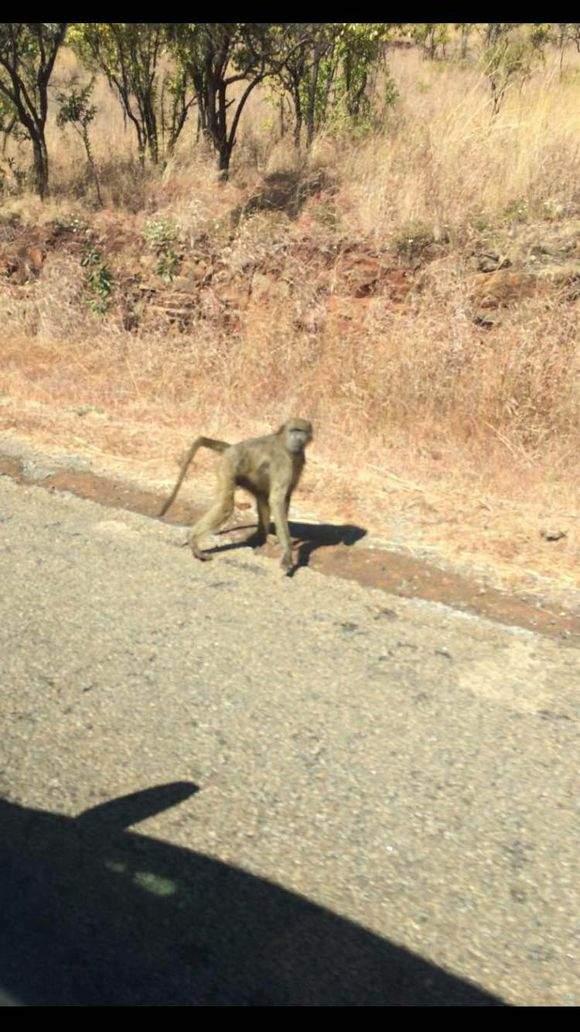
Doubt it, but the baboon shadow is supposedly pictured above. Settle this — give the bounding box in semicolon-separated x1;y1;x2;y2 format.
0;785;506;1006
209;520;367;572
291;520;367;571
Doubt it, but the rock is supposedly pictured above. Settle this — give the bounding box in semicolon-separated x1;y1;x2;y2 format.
213;277;249;311
332;255;382;296
540;528;567;542
413;254;460;297
473;313;496;328
530;238;576;259
296;303;326;334
470;270;541;308
543;199;566;220
21;460;55;481
476;252;511;273
1;243;46;284
374;608;398;621
172;273;204;292
325;295;373;333
534;261;580;291
382;268;412;302
435;647;453;660
250;271;290;302
93;520;140;541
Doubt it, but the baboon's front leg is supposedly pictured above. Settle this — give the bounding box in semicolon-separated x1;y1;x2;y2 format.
270;489;294;573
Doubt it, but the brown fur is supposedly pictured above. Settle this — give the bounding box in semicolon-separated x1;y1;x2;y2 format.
159;419;313;573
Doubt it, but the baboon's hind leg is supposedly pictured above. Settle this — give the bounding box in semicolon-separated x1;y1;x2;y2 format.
189;468;235;561
254;495;271;546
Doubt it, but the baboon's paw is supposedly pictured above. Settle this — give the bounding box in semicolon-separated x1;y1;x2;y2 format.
192;550;212;562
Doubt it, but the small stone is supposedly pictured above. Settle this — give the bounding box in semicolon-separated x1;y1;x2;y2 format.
540;528;567;542
341;622;359;633
435;647;452;660
510;887;527;903
374;608;398;621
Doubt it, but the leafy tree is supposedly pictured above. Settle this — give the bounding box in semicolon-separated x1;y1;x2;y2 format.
56;78;103;206
412;24;450;60
268;23;321;148
481;24;548;115
68;24;167;165
292;24;342;148
337;24;395;124
158;65;196;158
168;23;302;177
274;24;394;148
0;23;67;198
552;23;580;76
455;24;474;60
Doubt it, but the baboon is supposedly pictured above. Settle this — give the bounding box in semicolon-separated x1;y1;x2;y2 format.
159;419;313;573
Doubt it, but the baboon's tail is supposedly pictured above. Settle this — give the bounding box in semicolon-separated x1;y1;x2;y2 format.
201;438;230;454
158;436;230;517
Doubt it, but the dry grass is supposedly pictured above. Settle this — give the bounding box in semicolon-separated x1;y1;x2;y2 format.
1;40;579;598
1;267;578;599
3;44;578;230
338;48;580;239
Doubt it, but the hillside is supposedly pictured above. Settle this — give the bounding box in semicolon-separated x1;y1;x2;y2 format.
0;41;578;610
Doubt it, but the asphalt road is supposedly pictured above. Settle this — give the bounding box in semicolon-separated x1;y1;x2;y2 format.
0;475;578;1006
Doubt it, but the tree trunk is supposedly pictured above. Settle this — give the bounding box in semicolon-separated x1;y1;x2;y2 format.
83;130;103;207
490;79;502;117
293;89;302;149
1;115;17;154
305;57;320;149
159;78;167;153
31;134;49;200
143;99;158;165
167;99;191;157
217;141;231;180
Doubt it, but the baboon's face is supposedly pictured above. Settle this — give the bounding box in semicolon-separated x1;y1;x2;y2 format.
284;419;313;454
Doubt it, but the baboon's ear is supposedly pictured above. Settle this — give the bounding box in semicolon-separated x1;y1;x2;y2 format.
276;423;287;436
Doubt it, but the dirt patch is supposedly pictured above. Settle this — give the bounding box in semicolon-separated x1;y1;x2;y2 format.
1;453;578;646
2;209;577;337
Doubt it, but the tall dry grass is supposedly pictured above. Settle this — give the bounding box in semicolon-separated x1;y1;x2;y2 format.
4;44;575;233
1;42;579;525
1;246;577;466
336;48;580;239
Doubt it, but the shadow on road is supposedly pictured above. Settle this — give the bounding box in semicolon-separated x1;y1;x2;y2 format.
207;520;367;570
0;784;505;1006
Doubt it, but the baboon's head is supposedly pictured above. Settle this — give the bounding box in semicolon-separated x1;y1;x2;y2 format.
280;418;313;454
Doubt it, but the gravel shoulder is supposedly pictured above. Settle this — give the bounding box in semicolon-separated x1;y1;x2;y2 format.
1;430;579;644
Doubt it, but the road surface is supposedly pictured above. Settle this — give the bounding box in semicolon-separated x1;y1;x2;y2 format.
0;476;578;1005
